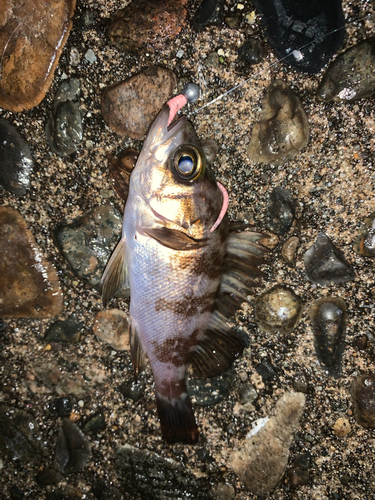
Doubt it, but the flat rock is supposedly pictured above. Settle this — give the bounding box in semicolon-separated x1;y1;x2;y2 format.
108;0;187;52
0;0;76;111
55;205;122;290
54;418;91;474
247;80;309;165
230;391;305;496
351;374;375;429
251;0;345;73
93;309;129;350
101;66;177;139
303;233;355;285
0;207;63;318
317;38;375;102
0;118;34;195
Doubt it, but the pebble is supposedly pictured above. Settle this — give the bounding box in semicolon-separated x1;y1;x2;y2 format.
192;0;225;31
230;391;305;496
45;78;83;156
108;0;187;51
254;285;303;334
354;212;375;257
101;66;177;140
0;207;63;318
45;314;84;343
49;397;73;418
303;233;355;285
317;38;375;102
332;417;351;437
84;48;96;63
355;334;368;351
83;412;106;433
108;148;138;201
293;372;308;393
266;187;296;235
119;378;146;403
282;236;300;264
351;374;375;429
247;80;309;165
0;405;43;464
238;384;258;404
204;52;220;68
54;418;91;474
35;467;63;486
309;297;347;376
69;47;80;66
237;38;264;64
55;204;122;291
93;309;130;350
0;0;76;111
256;359;276;381
186;369;236;406
287;466;310;486
0;119;34;196
250;0;345;73
214;482;235;500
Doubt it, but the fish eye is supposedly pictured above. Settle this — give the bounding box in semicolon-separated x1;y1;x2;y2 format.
172;145;205;181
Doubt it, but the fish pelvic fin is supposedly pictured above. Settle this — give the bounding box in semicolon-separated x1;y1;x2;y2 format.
101;237;129;307
156;391;199;444
129;319;146;379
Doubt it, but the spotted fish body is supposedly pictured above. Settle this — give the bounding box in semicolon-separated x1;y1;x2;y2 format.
103;94;268;443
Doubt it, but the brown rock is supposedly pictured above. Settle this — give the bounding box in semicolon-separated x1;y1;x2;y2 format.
332;417;351;437
93;309;129;350
0;0;76;111
101;66;177;139
282;236;300;264
0;207;63;318
351;373;375;429
108;0;188;52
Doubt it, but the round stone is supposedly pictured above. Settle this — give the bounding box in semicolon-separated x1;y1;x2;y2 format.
182;82;201;103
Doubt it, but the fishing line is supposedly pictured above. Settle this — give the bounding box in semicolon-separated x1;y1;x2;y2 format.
188;13;371;117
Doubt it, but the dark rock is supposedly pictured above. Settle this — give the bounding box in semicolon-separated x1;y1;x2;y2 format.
49;397;73;418
351;373;375;429
293;453;311;470
119;379;145;403
256;360;276;381
108;0;187;51
0;207;63;318
266;187;296;235
310;297;347;376
83;412;106;433
54;418;91;474
303;233;355;285
93;309;129;350
238;384;258;404
238;38;264;64
46;79;82;156
288;466;310;486
10;486;24;500
0;0;76;111
0;119;34;195
254;285;303;334
186;369;235;406
197;448;210;462
317;38;375;102
101;66;177;140
293;372;308;393
0;405;43;464
247;80;309;165
251;0;345;73
108;148;138;202
56;205;122;290
204;52;220;68
354;211;375;257
36;467;63;486
192;0;225;31
355;335;368;351
282;236;300;264
45;314;84;343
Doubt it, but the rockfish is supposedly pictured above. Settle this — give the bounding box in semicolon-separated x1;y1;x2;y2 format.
102;88;268;443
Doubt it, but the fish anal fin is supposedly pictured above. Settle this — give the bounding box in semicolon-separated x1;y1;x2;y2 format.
129;319;146;379
190;311;246;379
141;227;207;251
155;392;199;444
101;237;128;307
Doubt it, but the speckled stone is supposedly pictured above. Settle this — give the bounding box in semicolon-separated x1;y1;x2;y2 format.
0;207;63;318
351;373;375;429
101;66;177;140
247;80;309;165
93;309;129;350
55;205;122;291
186;369;236;406
332;417;351;437
254;285;303;334
0;0;76;111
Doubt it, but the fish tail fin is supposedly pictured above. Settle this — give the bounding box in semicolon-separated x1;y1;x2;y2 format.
155;391;199;444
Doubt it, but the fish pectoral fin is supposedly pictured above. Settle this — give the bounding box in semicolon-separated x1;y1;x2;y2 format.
129;319;146;378
141;227;207;251
101;237;129;307
190;311;246;378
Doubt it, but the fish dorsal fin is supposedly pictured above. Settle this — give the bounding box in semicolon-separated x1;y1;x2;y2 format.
190;224;271;378
129;319;146;379
101;237;129;307
141;227;207;251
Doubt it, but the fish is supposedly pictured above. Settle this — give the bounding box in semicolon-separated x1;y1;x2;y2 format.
102;89;269;444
